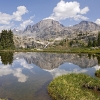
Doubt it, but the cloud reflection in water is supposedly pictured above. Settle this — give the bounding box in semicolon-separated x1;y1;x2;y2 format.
44;63;100;78
0;59;34;82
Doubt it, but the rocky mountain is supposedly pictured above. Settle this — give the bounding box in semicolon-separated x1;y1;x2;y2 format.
23;19;65;40
13;19;100;48
13;19;69;48
72;21;100;32
12;29;23;35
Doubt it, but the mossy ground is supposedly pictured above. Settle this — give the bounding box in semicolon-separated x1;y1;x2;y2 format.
48;73;100;100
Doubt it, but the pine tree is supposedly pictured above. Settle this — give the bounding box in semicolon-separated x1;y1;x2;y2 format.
69;40;74;46
88;39;92;47
0;30;15;49
97;31;100;46
93;39;97;47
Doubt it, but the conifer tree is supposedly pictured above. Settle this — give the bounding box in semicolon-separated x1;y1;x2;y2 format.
93;39;97;47
97;31;100;46
0;30;15;49
88;39;92;47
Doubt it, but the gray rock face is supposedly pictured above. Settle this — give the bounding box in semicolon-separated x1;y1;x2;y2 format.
13;19;100;48
25;25;32;31
23;19;65;40
13;34;45;48
12;29;23;35
14;52;98;70
72;21;100;32
32;19;64;31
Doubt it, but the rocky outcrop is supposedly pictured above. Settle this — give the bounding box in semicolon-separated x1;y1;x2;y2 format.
13;35;45;48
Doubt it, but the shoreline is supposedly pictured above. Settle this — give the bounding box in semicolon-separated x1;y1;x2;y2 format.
0;48;100;54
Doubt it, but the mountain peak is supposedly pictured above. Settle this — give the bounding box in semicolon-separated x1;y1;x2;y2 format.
24;25;32;31
73;20;100;32
79;21;89;24
29;19;64;34
79;21;97;25
37;19;63;28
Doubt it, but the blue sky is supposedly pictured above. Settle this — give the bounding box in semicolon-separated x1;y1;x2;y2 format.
0;0;100;31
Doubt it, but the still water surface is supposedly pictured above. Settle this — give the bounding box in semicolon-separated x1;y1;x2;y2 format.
0;52;100;100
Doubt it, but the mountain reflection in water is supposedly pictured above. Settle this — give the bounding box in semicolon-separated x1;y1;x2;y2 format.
0;52;100;80
14;53;98;69
0;52;99;100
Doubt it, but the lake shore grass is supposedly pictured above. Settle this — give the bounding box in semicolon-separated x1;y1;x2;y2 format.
0;47;100;54
48;73;100;100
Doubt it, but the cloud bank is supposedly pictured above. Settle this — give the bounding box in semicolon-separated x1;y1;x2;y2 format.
46;0;89;21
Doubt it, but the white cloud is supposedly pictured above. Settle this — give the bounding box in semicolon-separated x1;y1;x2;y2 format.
46;0;89;21
19;59;33;69
45;67;87;78
45;64;98;78
95;19;100;25
0;25;13;31
0;6;28;25
0;12;13;24
13;6;28;21
74;15;89;21
0;6;30;32
0;58;29;83
0;64;28;82
13;68;28;82
80;7;89;14
20;19;33;29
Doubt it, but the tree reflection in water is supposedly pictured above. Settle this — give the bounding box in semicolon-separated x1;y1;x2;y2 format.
97;55;100;66
0;52;13;65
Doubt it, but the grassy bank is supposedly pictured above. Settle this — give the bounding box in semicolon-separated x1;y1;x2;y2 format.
48;73;100;100
41;46;100;54
0;47;100;54
68;47;100;54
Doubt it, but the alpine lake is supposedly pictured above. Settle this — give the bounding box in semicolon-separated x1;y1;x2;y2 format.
0;52;100;100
